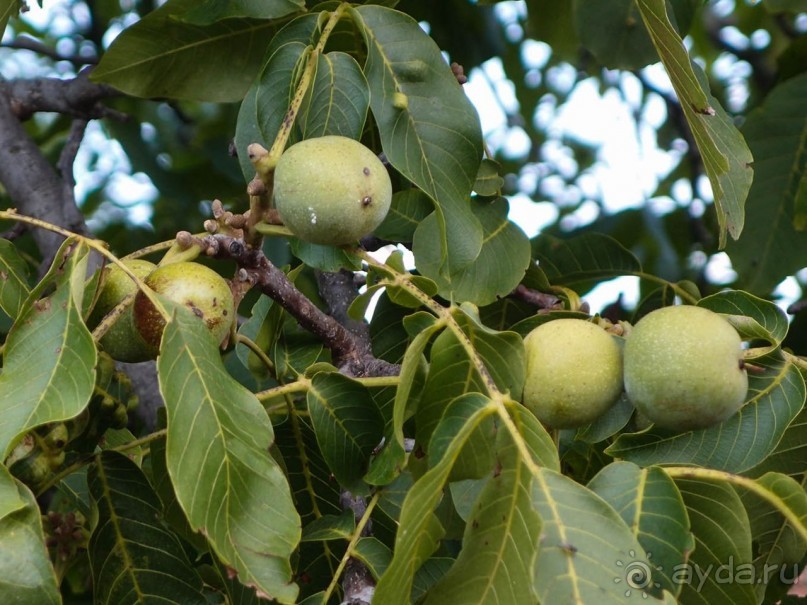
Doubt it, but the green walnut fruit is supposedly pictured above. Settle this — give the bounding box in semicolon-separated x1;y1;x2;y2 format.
624;305;748;431
273;135;392;245
523;319;624;429
133;261;234;354
90;259;156;362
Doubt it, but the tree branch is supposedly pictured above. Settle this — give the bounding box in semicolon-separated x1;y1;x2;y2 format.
2;71;122;121
187;233;401;378
1;35;99;67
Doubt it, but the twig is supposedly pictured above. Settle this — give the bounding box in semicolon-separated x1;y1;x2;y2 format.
511;284;561;309
185;232;401;377
1;35;99;66
58;118;89;214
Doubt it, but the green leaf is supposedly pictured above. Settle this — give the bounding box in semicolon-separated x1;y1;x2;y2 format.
375;189;433;243
698;289;790;349
636;0;753;247
182;0;304;25
298;51;370;140
307;371;384;493
422;431;540;605
416;309;524;446
532;467;669;603
235;15;318;177
300;511;355;542
0;0;17;41
414;198;532;306
365;313;442;485
673;478;756;604
588;462;693;596
289;238;362;272
607;351;806;472
0;468;60;605
352;5;484;276
159;306;300;603
741;472;807;602
354;536;392;579
525;0;579;62
88;451;207;604
726;73;807;293
574;0;658;68
235;295;276;381
373;394;495;605
746;402;807;479
0;240;96;459
472;159;504;197
0;238;30;319
532;232;642;286
91;0;280;102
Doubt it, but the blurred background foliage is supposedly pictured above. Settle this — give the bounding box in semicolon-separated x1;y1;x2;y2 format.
1;0;805;311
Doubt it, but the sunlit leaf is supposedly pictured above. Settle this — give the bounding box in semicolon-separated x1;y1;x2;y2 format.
159;306;300;603
352;5;484;277
88;451;207;604
699;289;790;349
0;240;96;459
0;468;60;605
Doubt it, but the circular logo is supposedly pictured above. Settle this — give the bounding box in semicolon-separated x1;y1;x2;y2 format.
614;550;662;598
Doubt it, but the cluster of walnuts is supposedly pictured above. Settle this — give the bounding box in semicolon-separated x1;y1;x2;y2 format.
522;306;748;432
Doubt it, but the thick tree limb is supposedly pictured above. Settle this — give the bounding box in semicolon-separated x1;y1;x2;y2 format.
2;71;121;121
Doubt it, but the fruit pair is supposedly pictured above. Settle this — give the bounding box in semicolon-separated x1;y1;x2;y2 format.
91;260;234;362
522;306;748;431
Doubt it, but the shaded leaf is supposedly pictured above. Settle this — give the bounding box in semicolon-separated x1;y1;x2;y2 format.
607;351;805;472
533;232;641;286
0;468;60;605
575;0;658;68
673;478;756;604
183;0;304;25
0;237;30;319
299;51;370;140
88;451;207;604
92;0;280;101
0;240;96;459
637;0;753;247
588;462;693;596
375;189;433;243
307;371;385;493
352;5;484;276
353;537;392;579
289;239;362;273
726;73;807;293
373;394;495;605
414;198;532;306
300;511;355;542
159;306;300;603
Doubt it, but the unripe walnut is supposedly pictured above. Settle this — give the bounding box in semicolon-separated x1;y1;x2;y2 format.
623;305;748;431
89;259;156;362
273;136;392;246
133;262;234;355
522;319;624;429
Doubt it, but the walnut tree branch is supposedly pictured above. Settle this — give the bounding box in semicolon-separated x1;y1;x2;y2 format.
2;71;122;121
189;233;400;378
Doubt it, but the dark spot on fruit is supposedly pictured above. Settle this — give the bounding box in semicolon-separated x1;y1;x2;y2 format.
362;196;372;207
363;166;371;176
190;304;204;319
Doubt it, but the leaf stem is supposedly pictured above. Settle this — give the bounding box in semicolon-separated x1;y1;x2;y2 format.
664;466;807;543
321;490;381;604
